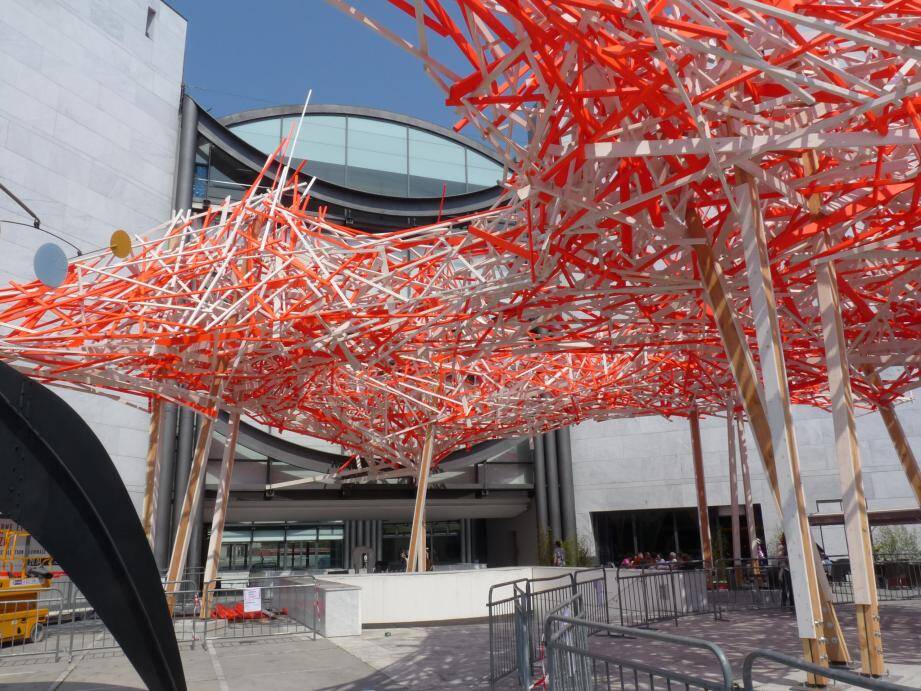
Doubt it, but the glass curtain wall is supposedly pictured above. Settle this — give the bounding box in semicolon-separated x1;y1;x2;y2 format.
381;520;462;569
220;115;503;199
215;522;345;572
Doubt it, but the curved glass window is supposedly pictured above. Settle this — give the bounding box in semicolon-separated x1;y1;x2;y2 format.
228;114;503;198
283;115;347;186
233;118;281;153
468;150;503;190
347;118;408;196
409;128;466;197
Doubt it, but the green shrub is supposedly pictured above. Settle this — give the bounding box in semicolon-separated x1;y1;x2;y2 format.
537;530;594;566
563;535;594;567
872;525;921;560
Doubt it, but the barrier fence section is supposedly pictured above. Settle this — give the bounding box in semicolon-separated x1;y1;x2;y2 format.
545;607;734;691
488;578;529;688
0;574;319;663
708;558;786;614
615;563;715;627
742;649;914;691
202;576;318;644
0;588;66;661
824;555;921;604
488;570;609;690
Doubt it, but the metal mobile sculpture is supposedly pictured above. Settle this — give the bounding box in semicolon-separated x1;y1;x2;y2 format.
0;0;917;679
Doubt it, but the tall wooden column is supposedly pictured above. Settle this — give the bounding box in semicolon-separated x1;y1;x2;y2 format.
142;399;162;547
806;149;884;675
201;412;241;618
407;426;435;572
735;171;829;672
735;412;760;573
687;204;834;680
165;412;217;604
689;408;713;565
862;367;921;507
878;403;921;507
727;408;742;573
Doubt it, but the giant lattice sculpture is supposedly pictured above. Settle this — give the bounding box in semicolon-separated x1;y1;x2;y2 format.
0;0;918;666
1;0;918;468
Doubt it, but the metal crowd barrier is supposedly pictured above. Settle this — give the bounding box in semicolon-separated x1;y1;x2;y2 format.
545;600;734;691
488;578;529;687
615;562;715;627
488;570;609;690
0;574;319;664
0;588;66;661
202;576;318;644
742;649;914;691
823;555;921;604
708;557;787;613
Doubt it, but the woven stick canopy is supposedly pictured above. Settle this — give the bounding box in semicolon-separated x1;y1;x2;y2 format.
0;0;919;468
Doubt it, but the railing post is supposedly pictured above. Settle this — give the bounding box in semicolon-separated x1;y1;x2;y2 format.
488;584;498;689
641;568;650;627
603;566;611;625
67;586;76;661
669;566;680;626
191;588;197;651
54;599;61;662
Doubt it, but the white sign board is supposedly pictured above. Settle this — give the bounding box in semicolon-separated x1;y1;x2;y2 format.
243;587;262;613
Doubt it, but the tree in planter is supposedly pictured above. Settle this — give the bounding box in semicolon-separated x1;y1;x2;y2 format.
563;535;595;567
537;529;554;566
872;525;921;589
872;525;921;560
537;530;594;567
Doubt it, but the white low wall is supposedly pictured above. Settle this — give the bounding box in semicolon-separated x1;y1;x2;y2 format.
322;566;584;625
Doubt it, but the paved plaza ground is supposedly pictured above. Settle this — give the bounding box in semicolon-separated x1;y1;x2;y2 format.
0;602;918;690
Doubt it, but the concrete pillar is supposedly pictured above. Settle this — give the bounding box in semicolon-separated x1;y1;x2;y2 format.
172;412;196;553
169;94;203;575
156;93;198;569
174;93;199;211
533;436;549;537
556;428;578;544
544;431;562;539
153;403;177;570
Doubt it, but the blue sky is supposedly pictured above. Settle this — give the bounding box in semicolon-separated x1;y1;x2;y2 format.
168;1;468;132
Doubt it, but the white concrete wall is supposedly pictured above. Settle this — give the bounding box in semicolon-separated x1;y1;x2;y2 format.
572;397;921;556
324;566;582;624
0;1;186;511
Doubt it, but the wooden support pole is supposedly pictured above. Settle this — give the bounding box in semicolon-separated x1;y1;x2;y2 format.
142;398;162;547
406;426;435;573
877;402;921;507
727;407;742;576
687;203;832;680
734;172;830;674
165;412;216;605
201;411;241;619
862;367;921;508
736;412;761;578
689;408;713;565
686;208;779;503
816;248;885;676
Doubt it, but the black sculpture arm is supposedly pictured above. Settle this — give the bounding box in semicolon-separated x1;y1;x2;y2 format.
0;362;185;690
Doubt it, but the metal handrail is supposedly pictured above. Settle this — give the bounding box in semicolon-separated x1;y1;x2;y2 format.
545;613;734;691
488;577;529;606
743;649;914;691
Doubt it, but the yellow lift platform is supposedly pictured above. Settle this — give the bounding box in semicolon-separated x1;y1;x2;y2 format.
0;529;53;644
